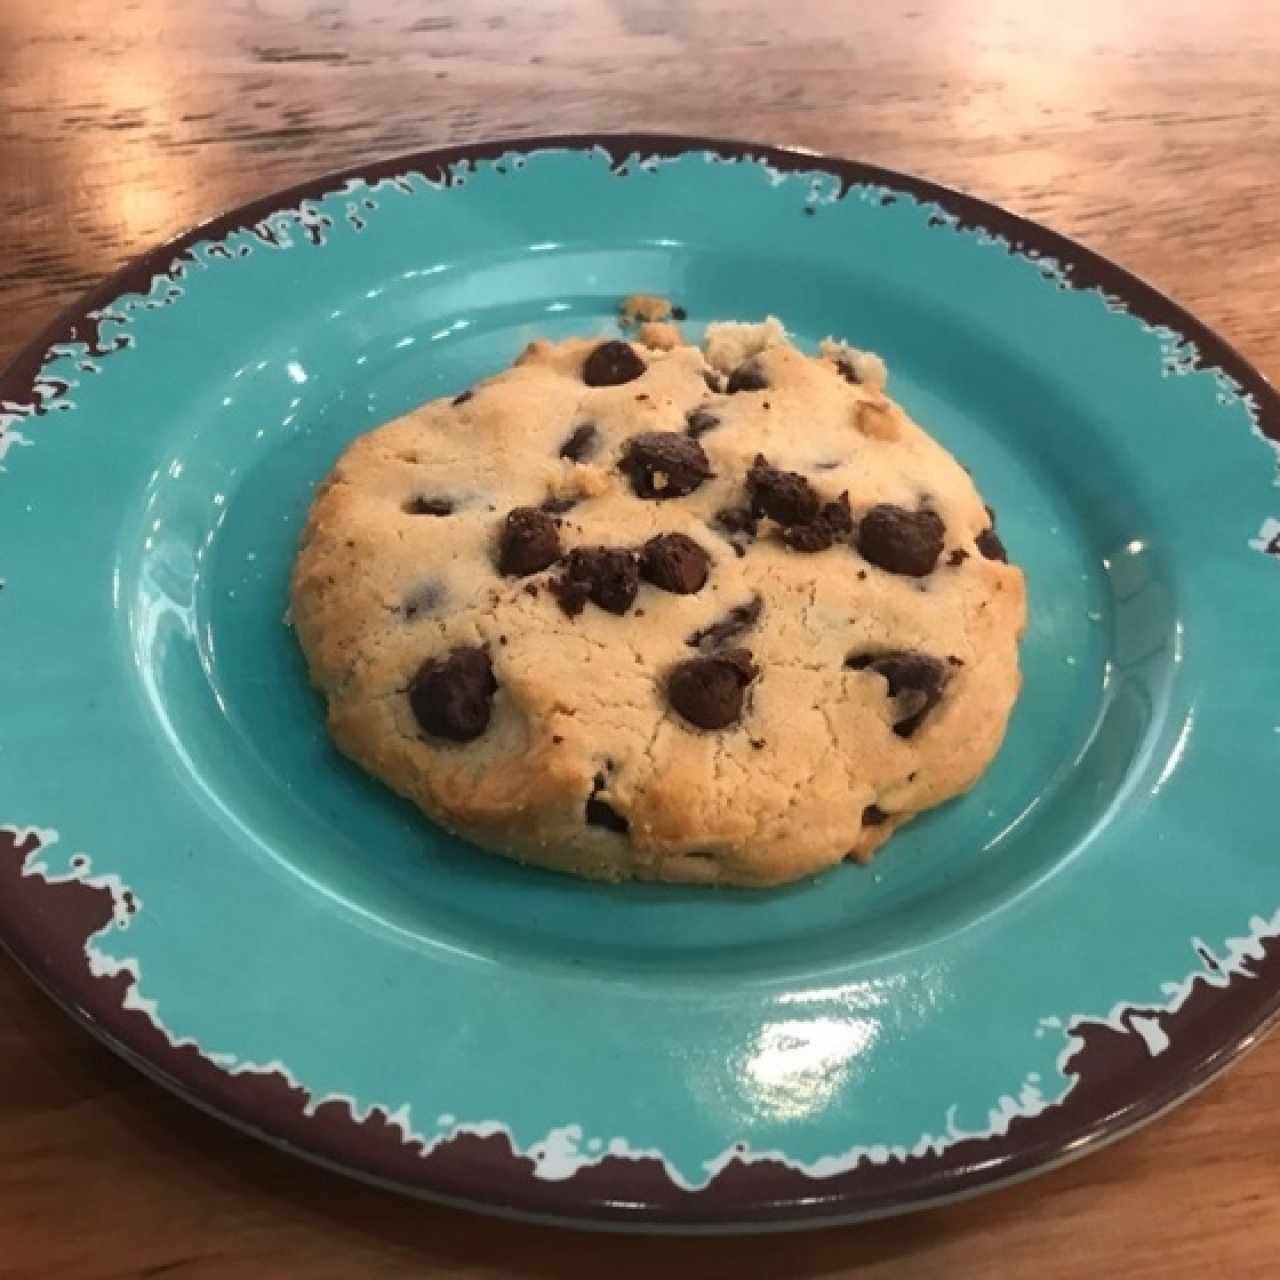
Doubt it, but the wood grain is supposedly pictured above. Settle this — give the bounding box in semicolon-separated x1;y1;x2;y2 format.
2;1;1278;1275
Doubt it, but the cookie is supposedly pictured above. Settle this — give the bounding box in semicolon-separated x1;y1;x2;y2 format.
291;316;1026;886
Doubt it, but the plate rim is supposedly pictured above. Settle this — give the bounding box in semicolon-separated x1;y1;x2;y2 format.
2;132;1279;1232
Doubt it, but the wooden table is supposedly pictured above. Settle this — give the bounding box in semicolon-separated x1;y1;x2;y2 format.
2;1;1278;1274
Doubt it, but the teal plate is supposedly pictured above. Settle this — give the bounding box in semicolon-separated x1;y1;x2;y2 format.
2;136;1278;1232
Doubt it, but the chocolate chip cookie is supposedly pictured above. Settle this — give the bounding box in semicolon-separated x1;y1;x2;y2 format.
290;318;1026;885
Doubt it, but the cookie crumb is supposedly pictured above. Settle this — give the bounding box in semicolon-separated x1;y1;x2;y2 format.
620;293;675;325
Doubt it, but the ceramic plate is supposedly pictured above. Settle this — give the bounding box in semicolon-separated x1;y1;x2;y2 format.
2;136;1278;1232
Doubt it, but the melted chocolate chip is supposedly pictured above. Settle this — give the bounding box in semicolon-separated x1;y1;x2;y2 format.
846;650;947;737
404;495;454;516
559;423;599;462
671;305;688;321
976;527;1008;562
857;505;945;577
553;546;640;616
667;649;757;730
409;647;497;741
451;388;474;406
947;547;970;567
540;494;579;514
684;407;721;439
619;432;712;500
726;361;768;393
497;506;561;576
583;340;646;386
687;595;763;649
640;533;710;594
748;454;820;526
862;803;888;826
586;774;629;833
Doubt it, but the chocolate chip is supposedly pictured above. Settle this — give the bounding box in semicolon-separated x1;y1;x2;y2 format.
714;507;758;539
409;647;497;742
640;533;710;594
404;495;454;516
976;527;1008;562
821;493;854;536
583;340;646;386
451;388;474;406
834;358;860;386
858;505;945;576
748;454;820;526
586;774;629;833
726;361;768;393
684;407;721;439
671;305;688;321
947;655;965;667
619;432;712;500
947;547;970;567
667;649;757;730
862;803;888;826
559;424;599;462
498;506;561;576
703;369;725;394
549;575;589;616
687;595;763;649
541;494;579;514
782;521;834;553
819;488;849;529
553;546;640;616
785;491;854;551
846;650;947;737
